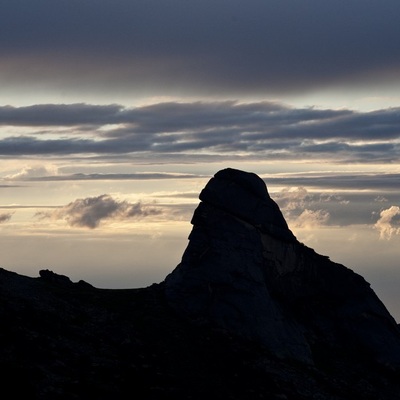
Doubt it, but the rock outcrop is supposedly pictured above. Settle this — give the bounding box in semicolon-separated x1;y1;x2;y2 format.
2;167;400;399
165;168;400;366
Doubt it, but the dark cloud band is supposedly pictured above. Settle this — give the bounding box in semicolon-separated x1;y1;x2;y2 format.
0;101;398;163
1;1;400;96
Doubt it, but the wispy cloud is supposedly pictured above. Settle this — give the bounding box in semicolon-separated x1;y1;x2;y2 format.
374;206;400;240
5;165;59;180
37;195;162;229
266;173;400;191
292;209;330;229
273;187;330;228
0;212;13;223
0;103;121;126
7;170;202;182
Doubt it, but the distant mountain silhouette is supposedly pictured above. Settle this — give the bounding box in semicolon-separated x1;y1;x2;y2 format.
1;168;400;399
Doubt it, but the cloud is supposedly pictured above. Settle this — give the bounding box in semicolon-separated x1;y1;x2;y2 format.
38;195;162;229
375;196;389;203
0;104;121;126
266;173;400;191
0;212;13;223
274;191;400;228
0;101;399;164
374;206;400;240
5;165;59;180
273;187;328;227
0;136;99;156
272;187;310;212
1;1;400;97
22;172;204;182
292;209;330;229
272;186;349;228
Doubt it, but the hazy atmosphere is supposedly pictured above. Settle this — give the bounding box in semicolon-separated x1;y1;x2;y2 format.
1;1;400;319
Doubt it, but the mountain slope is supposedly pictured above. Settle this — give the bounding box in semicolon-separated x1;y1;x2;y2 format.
1;168;400;399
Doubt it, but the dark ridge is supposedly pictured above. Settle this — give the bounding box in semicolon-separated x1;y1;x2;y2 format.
165;168;400;367
1;168;400;399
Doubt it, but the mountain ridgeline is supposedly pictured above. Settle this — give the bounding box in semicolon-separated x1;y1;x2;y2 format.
165;168;400;366
1;168;400;399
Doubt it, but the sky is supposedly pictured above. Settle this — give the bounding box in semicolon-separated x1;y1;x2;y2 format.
1;0;400;320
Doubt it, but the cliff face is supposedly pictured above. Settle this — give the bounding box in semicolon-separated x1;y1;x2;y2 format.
165;168;400;366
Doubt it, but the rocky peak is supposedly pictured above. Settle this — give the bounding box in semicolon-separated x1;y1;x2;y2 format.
199;168;296;242
2;168;400;399
165;168;400;366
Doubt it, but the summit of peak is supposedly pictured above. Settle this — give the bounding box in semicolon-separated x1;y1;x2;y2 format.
198;168;295;242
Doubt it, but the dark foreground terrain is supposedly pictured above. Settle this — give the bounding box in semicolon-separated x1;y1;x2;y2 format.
1;168;400;399
1;268;399;400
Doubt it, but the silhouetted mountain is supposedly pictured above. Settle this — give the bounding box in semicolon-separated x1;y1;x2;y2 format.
165;168;400;366
1;168;400;399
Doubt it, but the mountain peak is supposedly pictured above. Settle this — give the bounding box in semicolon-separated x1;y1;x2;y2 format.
2;168;400;398
199;167;296;242
165;168;400;366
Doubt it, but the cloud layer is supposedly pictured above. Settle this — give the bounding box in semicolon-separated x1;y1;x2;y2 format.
1;1;400;97
0;101;399;164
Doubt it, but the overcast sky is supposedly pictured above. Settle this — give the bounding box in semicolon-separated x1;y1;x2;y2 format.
1;0;400;106
1;1;400;320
